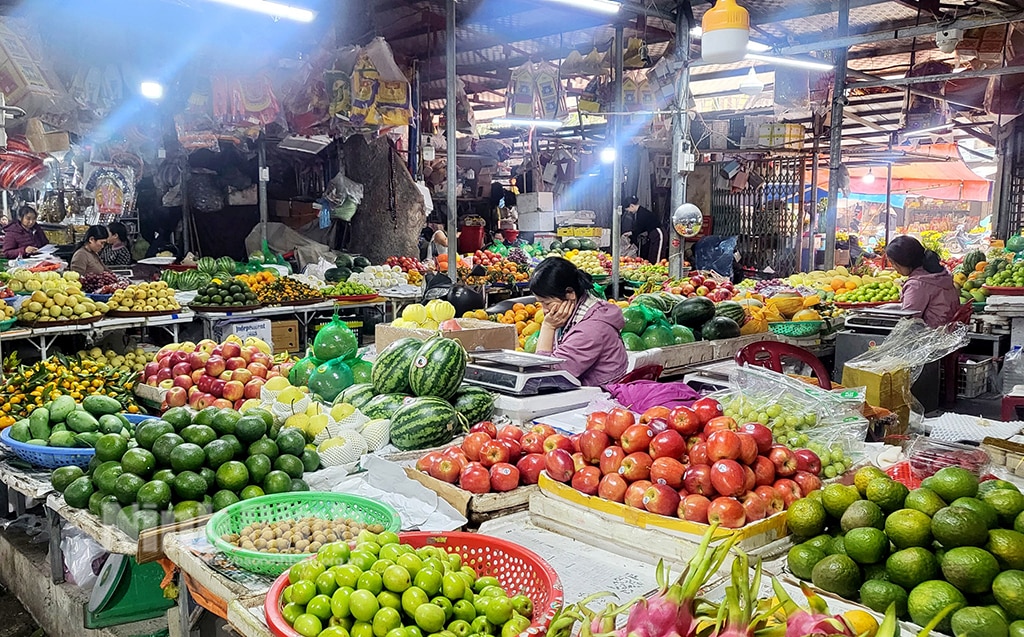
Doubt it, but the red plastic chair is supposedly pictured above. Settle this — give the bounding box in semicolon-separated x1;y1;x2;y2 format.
616;364;664;384
734;341;833;390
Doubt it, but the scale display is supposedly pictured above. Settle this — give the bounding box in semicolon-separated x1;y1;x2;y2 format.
463;363;581;395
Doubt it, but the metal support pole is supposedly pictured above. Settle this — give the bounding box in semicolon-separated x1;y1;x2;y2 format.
669;5;692;279
823;0;850;271
809;126;821;270
409;65;420;179
445;0;458;281
181;156;192;256
258;137;269;248
611;25;624;299
884;162;893;257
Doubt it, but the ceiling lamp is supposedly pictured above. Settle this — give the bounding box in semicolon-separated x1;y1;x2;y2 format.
738;68;763;96
205;0;315;22
701;0;749;64
862;169;876;185
543;0;620;14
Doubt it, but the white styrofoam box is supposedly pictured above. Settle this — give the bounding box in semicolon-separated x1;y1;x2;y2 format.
533;232;558;249
517;192;555;212
518;210;555;232
213;319;273;347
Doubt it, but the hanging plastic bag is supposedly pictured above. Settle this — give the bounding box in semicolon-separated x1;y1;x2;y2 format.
524;331;539;353
740;306;769;335
313;312;359;361
348;356;373;384
289;350;321;387
308;357;355;403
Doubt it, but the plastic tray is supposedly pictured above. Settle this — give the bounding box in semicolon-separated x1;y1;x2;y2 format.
107;308;184;318
263;297;325;307
982;286;1024;296
0;317;15;332
264;531;563;637
0;426;94;469
767;320;822;337
18;314;104;328
329;294;379;302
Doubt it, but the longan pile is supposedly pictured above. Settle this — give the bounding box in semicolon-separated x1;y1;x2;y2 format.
223;517;387;554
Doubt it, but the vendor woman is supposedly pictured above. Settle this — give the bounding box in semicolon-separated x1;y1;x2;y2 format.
70;225;110;276
885;235;959;328
2;205;48;259
531;257;628;386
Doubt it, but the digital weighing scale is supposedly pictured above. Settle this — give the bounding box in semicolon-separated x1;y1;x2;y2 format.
463;350;581;395
842;307;920;333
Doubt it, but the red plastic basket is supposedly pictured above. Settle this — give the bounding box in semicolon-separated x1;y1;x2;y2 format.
264;532;564;637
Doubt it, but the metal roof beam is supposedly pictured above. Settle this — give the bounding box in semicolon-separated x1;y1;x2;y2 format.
848;63;1024;89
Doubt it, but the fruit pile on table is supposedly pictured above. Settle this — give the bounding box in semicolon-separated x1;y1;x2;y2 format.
191;277;260;309
107;281;182;314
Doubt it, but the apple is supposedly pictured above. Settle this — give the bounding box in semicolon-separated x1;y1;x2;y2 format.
230;368;253;384
704;280;717;292
768;445;798;477
624;480;652;509
704;416;738;433
710;460;746;497
240;345;259;363
416;451;443;473
640;406;671;424
793;470;822;495
430;458;461;483
619;452;654;482
459;463;491;493
187;386;199;398
516;454;546;485
545;449;575;483
569;434;581;453
498;438;521;461
462;432;492;462
470;421;498;438
579;430;611;464
739;491;766;522
586;411;608;431
667;407;701;435
571;452;587;473
213;398;233;409
604;407;636;440
571;466;602;495
219;371;233;381
479;440;510;468
179;341;196;354
441;447;469;470
144;362;160;379
692;397;724;425
680;494;711;523
251;352;273;369
752;456;776;486
598;474;629;502
773;478;802;507
221;342;242;359
197;339;217;354
171;361;192;378
196;375;212;393
520;432;545;455
543;434;574;453
708;497;746;528
497;425;523;442
165;386;188;408
244;378;266;399
647;419;670;435
643;484;681;516
740;423;774;455
169;350;189;367
649;430;686;460
158;379;175;391
688;442;710;466
191;369;206;384
247;362;269;379
173;374;193;390
707;430;741;462
599;446;626;475
686;432;706;448
530;424;556;439
683;464;715;496
742;465;756;492
156;366;173;382
620;425;655;454
210;379;226;398
794;448;823;475
650;457;686;490
205;356;226;378
188;392;204;410
696;286;709;296
490;463;520;492
736;433;759;465
755;485;785;515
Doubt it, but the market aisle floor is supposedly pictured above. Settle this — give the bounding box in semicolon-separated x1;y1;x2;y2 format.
0;585;41;637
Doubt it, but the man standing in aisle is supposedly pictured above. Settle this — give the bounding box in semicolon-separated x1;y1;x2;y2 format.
625;196;664;263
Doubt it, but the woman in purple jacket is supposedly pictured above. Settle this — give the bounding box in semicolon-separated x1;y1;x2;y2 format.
885;235;960;328
532;257;628;386
2;206;47;259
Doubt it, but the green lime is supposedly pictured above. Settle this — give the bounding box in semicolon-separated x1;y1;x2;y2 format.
941;546;1001;594
172;500;207;522
203;439;235;469
240;485;264;499
841;500;884;532
307;594;333;621
787;499;827;538
885;508;933;549
94;433;128;462
933;506;989;548
169;442;204;472
301;449;321;472
51;466;84;494
866;477;909;513
173;471;208;501
926;466;979;502
860;580;909;618
886;547;939;590
274;454;304;479
113;472;145;505
951;497;1000;529
161;407;192;430
134;420;175;450
181;424;217;447
293;614;322;637
854;466;890;496
212;489;239;511
845;527;889;565
980;480;1020;498
987;529;1024;570
234;415;267;443
788;544;826;581
291;479;309;492
264;470;292;494
821;484;860;519
211;409;242;435
120;448;156;478
216;461;250;492
905;487;947;517
908;580;966;633
276;428;307;457
153;468;176;484
249;437;279;461
993;570;1024;620
811;554;861;599
63;476;95;508
136;480;172;510
152;432;185;465
982;489;1024;527
952;607;1009;637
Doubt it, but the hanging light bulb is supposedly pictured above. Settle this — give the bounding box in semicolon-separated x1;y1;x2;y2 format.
862;168;876;184
701;0;749;64
738;67;763;96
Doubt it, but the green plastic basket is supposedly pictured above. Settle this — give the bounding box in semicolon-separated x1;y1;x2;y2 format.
768;320;823;338
205;492;402;577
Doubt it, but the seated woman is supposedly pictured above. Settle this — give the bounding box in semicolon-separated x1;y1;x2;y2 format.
100;222;132;267
531;257;628;386
70;226;111;276
885;235;959;328
2;205;48;259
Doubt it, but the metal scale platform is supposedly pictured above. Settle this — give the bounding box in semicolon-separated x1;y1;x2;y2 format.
463;350;581;395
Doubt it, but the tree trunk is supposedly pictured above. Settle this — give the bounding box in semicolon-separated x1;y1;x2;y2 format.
343;136;423;262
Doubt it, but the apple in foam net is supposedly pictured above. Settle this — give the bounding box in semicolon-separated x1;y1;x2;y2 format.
643;484;681;516
680;494;711;523
516;454;546;485
598;473;629;502
624;480;652;509
571;466;602;495
649;430;686;460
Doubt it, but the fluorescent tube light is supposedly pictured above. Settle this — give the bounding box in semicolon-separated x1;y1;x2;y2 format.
205;0;315;22
542;0;620;14
140;81;164;100
903;123;953;138
746;53;832;71
491;118;564;129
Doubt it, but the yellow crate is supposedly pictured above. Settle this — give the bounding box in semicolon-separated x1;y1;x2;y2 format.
556;227;574;237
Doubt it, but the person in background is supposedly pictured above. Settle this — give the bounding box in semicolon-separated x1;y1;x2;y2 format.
625;196;663;262
420;222;448;260
885;235;960;328
2;205;48;259
100;221;132;267
531;257;628;386
71;225;110;276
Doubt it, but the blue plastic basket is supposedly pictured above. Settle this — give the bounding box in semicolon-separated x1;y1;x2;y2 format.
0;427;95;469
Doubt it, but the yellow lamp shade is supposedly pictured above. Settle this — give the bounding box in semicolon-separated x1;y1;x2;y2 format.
701;0;749;64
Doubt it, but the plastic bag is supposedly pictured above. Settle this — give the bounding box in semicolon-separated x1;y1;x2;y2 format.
740;306;768;335
289;351;321;387
308;357;355;402
349;356;373;384
313;312;359;361
1003;346;1024;393
61;528;107;591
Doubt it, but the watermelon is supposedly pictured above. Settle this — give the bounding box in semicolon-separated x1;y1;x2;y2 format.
671;325;695;344
672;296;716;328
563;238;581;250
640;324;675;349
715;301;746;325
621;306;648;335
362;393;411;420
160;270;178;287
372;337;422;394
702;316;741;340
408;337;468;400
622;332;644;351
334;383;376;409
197;256;217;273
216;256;236;274
336;254;354;269
450;386;494;426
390;397;458;451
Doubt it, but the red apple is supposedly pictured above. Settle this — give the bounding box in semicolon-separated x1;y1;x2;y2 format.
683;464;716;496
598;474;629;502
220;342;241;359
543;434;574;453
773;478;802;507
667;406;701;435
599;446;626;475
173;373;193;390
156;367;173;383
649;430;687;460
144;362;160;378
756;485;785;515
169;350;189;367
246;362;268;379
222;380;244;401
545;449;575;483
243;378;265;399
680;494;711;523
686;432;707;448
736;433;759;465
571;466;602;495
520;432;546;455
430;458;461;483
586;411;608;431
251;352;273;369
794;449;823;475
470;421;498;438
530;424;556;439
187;386;199;398
191;368;206;384
619;452;654;482
689;442;710;466
704;416;738;433
624;480;652;509
604;407;636;440
197;339;217;354
768;445;798;477
710;459;746;497
225;356;246;371
209;379;226;398
793;470;822;495
416;451;443;473
205;356;226;378
490;463;520;492
165;386;188;408
498;438;521;461
620;425;655;454
752;455;776;486
516;454;546;485
708;497;746;528
742;465;756;492
569;434;581;453
459;463;491;493
706;430;741;461
462;432;493;462
571;452;587;473
188;392;204;410
640;406;671;424
647;419;670;435
171;361;191;378
692;397;724;424
579;430;611;464
497;425;523;442
642;484;681;516
479;440;510;468
650;457;686;490
740;423;774;455
231;368;253;384
212;398;232;409
441;447;469;470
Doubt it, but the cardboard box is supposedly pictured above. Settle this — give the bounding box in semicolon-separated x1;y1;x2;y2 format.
375;318;516;352
212;319;273;346
517;192;555;212
403;467;536;523
271;320;299;353
518;210;555;232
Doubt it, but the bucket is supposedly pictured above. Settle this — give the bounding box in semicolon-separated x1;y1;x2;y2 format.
458;225;486;253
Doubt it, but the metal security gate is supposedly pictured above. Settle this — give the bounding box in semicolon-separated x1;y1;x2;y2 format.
998;123;1024;240
710;156;807;277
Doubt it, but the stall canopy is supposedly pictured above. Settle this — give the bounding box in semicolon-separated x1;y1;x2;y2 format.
814;145;992;202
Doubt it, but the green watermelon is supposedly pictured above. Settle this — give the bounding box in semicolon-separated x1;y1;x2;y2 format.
216;256;236;274
336;254;354;269
333;383;376;409
563;238;581;250
450;386;494;426
362;393;411;420
197;256;217;273
372;337;422;394
672;296;716;328
715;301;746;325
408;337;467;400
390;397;458;451
160;270;178;287
622;332;644;351
702;316;741;340
621;306;648;335
640;324;675;349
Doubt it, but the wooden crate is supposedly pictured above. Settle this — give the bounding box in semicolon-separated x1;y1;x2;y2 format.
403;467;538;524
659;333;777;375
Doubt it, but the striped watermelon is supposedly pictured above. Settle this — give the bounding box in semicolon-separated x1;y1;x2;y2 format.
450;386;495;426
333;383;376;409
390;397;458;451
372;338;422;394
408;337;467;400
362;393;411;420
714;301;746;325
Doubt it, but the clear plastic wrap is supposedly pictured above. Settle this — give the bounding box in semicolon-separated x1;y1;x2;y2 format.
1002;346;1024;393
60;528;108;591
